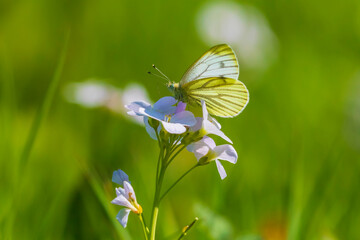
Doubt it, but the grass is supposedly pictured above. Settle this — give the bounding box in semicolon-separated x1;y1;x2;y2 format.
1;0;360;239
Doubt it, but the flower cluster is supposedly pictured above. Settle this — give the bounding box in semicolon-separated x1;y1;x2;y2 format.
126;96;238;179
111;96;242;240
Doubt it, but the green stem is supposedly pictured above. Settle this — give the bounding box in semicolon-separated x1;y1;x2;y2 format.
154;130;162;181
149;131;166;240
166;145;186;167
178;217;199;240
149;207;159;240
149;136;190;239
169;137;182;152
160;164;198;202
155;147;163;185
139;213;149;240
149;165;166;240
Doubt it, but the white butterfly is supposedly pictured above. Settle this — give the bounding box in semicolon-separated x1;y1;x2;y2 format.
167;44;249;118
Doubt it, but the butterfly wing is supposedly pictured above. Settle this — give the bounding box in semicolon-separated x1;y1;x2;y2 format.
182;77;249;118
180;44;239;85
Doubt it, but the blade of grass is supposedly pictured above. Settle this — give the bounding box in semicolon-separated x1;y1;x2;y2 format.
77;156;133;240
3;31;70;239
19;30;70;168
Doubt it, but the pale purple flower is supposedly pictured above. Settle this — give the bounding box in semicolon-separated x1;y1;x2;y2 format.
126;97;196;135
112;169;130;184
191;100;232;143
176;101;187;113
111;170;142;228
187;136;238;179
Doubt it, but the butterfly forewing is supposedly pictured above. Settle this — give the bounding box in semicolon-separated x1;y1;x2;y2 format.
182;77;249;118
180;44;239;85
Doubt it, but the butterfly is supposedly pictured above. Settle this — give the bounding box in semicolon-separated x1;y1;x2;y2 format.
152;44;249;118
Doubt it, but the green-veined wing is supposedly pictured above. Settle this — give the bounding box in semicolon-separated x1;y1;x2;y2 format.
182;77;249;118
180;44;239;84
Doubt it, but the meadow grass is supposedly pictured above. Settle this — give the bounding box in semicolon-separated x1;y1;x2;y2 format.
1;0;360;239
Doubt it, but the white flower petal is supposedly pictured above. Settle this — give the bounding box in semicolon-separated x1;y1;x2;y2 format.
214;145;238;164
187;138;208;153
144;117;157;140
202;136;216;149
194;145;210;160
126;101;168;122
171;111;196;126
161;121;186;134
208;115;221;129
201;100;209;119
127;110;138;116
111;194;135;210
203;120;233;144
115;187;125;196
124;181;137;202
116;208;131;228
190;117;203;132
215;160;227;180
112;169;130;185
125;101;151;116
153;96;177;114
187;138;211;160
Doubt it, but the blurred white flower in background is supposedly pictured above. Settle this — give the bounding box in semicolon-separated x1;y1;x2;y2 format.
64;80;150;124
65;81;111;108
196;2;278;70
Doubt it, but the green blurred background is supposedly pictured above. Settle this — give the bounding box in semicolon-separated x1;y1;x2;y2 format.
1;0;360;239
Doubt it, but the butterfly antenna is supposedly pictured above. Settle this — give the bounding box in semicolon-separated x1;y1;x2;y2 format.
147;71;168;84
152;64;170;82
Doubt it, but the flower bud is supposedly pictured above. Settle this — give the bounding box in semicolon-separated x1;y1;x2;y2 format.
182;131;203;146
148;117;159;130
198;156;210;165
160;129;170;146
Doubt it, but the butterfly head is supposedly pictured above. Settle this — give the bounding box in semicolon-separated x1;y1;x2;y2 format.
167;82;179;93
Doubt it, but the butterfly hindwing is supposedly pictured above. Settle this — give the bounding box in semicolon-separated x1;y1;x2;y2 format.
182;77;249;118
180;44;239;85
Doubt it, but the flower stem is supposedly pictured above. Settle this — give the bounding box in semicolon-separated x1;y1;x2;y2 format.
178;217;199;240
160;163;199;202
155;130;162;183
149;136;192;239
150;164;166;240
166;145;186;167
139;213;149;240
155;148;163;185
